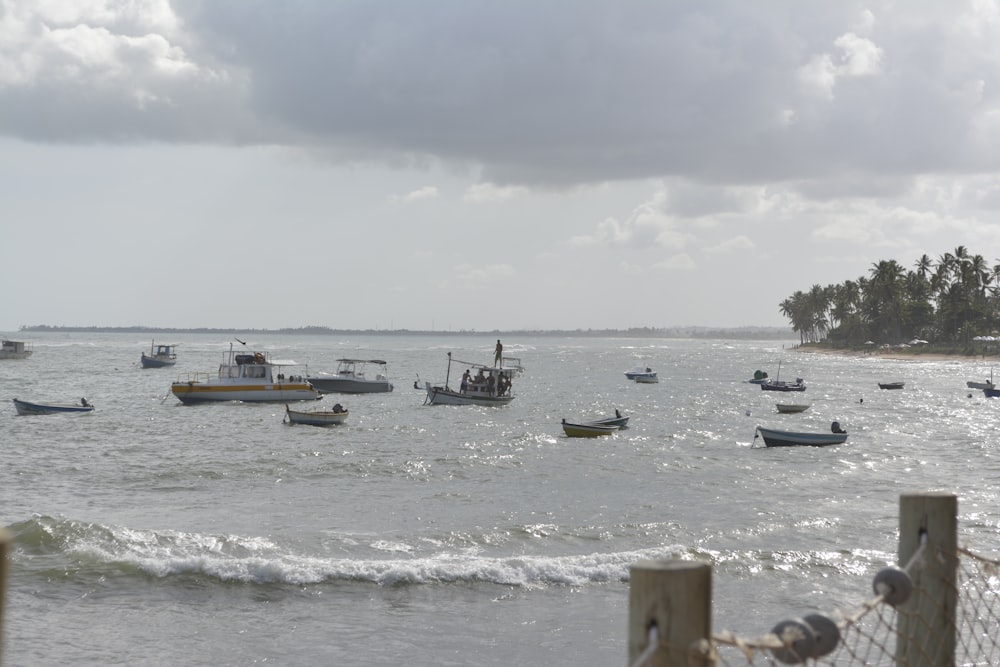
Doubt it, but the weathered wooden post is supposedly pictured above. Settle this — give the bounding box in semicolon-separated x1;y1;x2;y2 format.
896;493;957;667
628;560;713;666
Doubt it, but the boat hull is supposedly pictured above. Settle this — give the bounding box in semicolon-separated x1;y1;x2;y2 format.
424;385;514;406
171;382;320;404
633;374;658;383
306;377;393;394
13;398;94;415
760;382;806;392
755;426;847;447
878;382;904;390
285;405;348;426
775;404;810;414
562;421;619;437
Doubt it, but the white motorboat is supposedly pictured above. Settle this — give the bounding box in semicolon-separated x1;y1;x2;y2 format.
170;343;321;404
307;359;393;393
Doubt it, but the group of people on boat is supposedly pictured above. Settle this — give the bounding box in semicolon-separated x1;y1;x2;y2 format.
459;367;512;397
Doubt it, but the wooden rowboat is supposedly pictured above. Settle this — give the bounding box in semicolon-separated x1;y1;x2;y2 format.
753;424;848;448
562;419;619;437
13;397;95;415
284;404;349;426
775;404;810;414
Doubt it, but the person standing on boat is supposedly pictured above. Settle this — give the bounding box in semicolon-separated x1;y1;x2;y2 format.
461;369;471;393
494;339;503;366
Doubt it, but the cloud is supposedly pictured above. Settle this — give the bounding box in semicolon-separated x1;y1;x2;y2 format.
463;182;527;203
3;1;999;189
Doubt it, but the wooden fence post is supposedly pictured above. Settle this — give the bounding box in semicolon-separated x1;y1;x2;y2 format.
896;493;957;667
628;560;712;666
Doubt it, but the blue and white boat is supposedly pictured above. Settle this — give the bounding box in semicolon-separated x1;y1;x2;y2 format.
141;340;178;368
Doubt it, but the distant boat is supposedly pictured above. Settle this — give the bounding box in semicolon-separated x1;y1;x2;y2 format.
0;339;33;360
140;340;178;368
307;359;394;394
562;419;619;437
878;381;904;390
761;378;806;392
775;404;810;414
967;368;994;390
624;366;654;380
753;423;848;448
759;360;805;391
13;397;94;415
284;403;349;426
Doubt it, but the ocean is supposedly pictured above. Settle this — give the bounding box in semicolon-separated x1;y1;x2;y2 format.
2;332;998;666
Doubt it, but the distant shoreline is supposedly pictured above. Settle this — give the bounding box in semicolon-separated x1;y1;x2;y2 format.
17;325;796;340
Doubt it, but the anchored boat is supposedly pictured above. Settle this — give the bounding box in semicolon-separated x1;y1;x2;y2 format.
170;343;320;404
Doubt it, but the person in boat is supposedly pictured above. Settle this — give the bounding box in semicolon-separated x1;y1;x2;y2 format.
460;369;471;393
831;421;846;434
80;398;91;407
615;409;622;418
494;339;503;366
487;374;496;396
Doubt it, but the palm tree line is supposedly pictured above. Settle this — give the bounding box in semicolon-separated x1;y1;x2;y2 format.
779;246;1000;348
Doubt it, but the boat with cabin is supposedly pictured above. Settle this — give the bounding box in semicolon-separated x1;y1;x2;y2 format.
13;397;94;415
170;343;321;404
878;381;905;390
307;359;393;393
0;339;33;359
424;352;516;406
140;340;178;368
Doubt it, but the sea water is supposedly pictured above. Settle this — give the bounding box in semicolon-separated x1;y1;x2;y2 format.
2;332;999;666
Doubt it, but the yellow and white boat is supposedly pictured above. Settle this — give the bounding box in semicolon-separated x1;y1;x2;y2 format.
171;343;320;404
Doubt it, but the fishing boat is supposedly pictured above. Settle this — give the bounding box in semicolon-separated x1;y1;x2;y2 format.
753;423;848;448
170;342;321;404
0;339;33;359
759;360;806;392
424;352;515;406
878;381;905;390
13;397;94;415
561;419;619;437
140;340;178;368
307;359;393;393
775;403;810;414
284;403;349;426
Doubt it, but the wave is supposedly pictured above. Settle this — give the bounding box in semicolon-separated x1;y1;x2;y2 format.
5;515;891;589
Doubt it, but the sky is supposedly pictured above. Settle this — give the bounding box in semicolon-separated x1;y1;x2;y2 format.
6;1;1000;332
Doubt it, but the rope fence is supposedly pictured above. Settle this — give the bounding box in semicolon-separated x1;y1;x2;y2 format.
628;493;1000;666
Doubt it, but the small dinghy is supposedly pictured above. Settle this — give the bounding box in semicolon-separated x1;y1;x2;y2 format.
13;397;95;416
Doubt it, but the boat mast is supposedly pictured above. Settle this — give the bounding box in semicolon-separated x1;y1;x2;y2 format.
445;352;452;389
